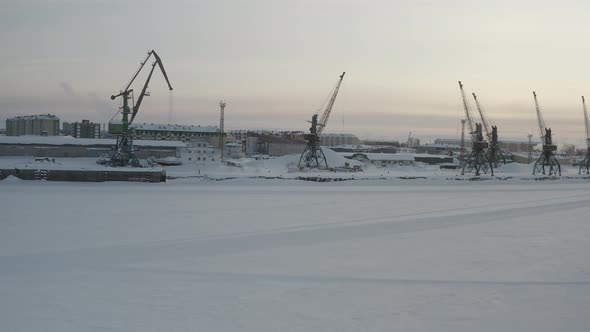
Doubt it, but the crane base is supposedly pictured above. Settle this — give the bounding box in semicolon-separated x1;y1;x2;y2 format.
462;142;494;177
578;150;590;174
298;141;327;169
533;148;561;176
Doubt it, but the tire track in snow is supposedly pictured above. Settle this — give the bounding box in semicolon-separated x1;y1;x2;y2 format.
1;195;589;274
112;268;590;287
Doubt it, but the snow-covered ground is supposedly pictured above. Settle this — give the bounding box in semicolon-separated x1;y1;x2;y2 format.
1;179;589;331
2;153;586;182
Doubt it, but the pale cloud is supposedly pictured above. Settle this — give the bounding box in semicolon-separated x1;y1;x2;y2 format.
2;0;590;145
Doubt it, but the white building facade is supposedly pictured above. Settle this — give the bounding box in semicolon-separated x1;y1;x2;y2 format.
183;140;218;162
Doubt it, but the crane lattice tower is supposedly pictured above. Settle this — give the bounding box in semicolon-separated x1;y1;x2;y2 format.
104;50;173;167
532;91;560;176
579;96;590;174
472;93;507;167
219;101;226;161
457;81;493;176
299;72;346;169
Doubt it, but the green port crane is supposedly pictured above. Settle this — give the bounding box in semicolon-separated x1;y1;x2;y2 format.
105;50;173;167
298;72;346;169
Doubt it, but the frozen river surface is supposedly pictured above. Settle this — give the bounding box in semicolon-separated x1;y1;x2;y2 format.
1;179;589;331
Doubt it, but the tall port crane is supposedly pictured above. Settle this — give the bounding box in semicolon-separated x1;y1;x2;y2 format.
298;72;346;169
472;93;507;166
105;50;173;167
458;81;493;176
460;119;466;156
579;96;590;174
532;91;560;176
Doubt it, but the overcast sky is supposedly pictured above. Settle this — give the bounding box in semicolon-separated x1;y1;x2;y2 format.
2;0;590;145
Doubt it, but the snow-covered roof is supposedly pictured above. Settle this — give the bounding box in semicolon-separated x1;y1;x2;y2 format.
361;153;416;161
347;152;454;162
500;140;537;144
0;136;186;148
413;153;455;159
330;144;374;149
421;143;462;149
7;114;59;121
131;123;218;133
321;133;359;138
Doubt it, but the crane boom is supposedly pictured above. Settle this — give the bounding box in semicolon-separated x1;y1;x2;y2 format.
458;81;475;141
533;91;546;142
114;50;173;99
121;52;151;95
472;93;492;142
580;96;590;174
111;50;173;125
583;96;590;145
298;71;346;169
317;72;345;135
131;62;157;124
103;50;173;167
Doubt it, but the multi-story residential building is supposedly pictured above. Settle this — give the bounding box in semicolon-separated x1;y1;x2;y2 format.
63;120;101;138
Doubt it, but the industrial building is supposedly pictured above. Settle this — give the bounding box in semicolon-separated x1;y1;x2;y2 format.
229;130;304;144
0;136;184;159
182;140;218;162
131;123;222;146
415;143;462;155
63;120;101;138
344;152;454;167
407;137;420;148
6;114;60;136
319;133;361;146
434;138;534;153
348;153;416;166
245;134;307;156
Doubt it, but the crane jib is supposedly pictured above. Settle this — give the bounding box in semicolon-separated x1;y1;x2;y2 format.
111;50;173;126
317;72;345;136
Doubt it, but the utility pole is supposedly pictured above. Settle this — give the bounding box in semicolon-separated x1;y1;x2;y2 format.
219;101;226;162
